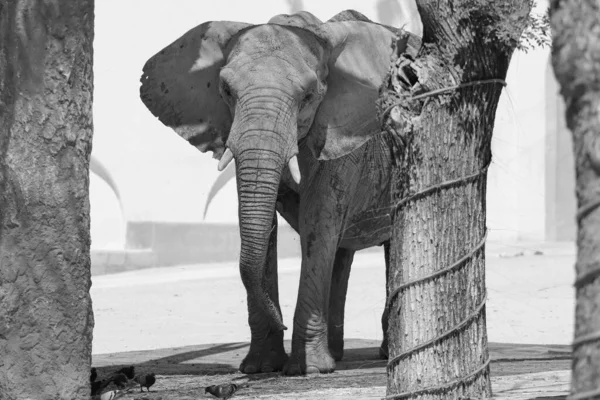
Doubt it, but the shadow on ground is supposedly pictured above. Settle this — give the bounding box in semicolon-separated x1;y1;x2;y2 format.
93;339;572;374
91;339;571;399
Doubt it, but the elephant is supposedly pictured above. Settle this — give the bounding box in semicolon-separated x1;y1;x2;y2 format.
139;8;422;375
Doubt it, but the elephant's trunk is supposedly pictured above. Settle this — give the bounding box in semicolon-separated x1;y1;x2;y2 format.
236;147;286;331
228;105;298;332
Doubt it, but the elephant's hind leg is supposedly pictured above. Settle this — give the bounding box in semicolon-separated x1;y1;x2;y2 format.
380;240;391;359
239;215;288;374
327;247;355;361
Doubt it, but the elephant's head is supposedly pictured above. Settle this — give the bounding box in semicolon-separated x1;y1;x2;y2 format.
139;10;420;332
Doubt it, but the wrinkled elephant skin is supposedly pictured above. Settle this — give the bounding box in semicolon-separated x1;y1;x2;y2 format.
139;8;422;375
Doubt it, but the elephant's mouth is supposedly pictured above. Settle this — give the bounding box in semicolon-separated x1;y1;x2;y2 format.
216;146;301;184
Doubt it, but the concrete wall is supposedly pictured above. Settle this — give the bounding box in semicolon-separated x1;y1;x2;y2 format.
487;46;551;242
89;0;576;269
545;60;577;241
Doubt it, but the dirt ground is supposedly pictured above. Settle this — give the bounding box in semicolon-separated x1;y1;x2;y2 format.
90;241;575;399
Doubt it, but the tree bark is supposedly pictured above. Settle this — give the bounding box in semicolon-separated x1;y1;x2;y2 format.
379;1;530;398
549;1;600;398
0;1;94;398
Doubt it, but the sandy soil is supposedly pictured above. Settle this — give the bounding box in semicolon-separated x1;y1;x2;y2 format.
91;242;575;355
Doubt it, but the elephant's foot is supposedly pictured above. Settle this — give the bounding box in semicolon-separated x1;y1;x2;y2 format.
283;343;335;375
379;336;388;359
240;348;288;374
240;332;288;374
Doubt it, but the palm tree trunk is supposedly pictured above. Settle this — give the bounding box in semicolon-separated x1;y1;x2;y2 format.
550;1;600;397
0;1;94;398
379;1;530;398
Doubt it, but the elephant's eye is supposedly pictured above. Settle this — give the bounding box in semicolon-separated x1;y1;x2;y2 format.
301;93;313;108
220;82;233;100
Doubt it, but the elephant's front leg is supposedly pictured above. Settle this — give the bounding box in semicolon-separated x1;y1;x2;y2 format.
284;180;350;375
239;215;288;374
327;248;355;361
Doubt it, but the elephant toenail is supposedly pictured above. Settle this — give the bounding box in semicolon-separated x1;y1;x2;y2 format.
306;366;321;375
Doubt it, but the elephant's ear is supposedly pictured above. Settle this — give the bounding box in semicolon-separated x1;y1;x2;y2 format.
305;21;398;160
140;21;251;159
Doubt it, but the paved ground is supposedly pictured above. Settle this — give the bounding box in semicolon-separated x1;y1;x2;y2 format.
90;240;576;398
92;340;571;399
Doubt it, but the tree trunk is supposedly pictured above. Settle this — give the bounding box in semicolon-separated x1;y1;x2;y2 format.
0;1;94;398
379;1;530;398
550;1;600;398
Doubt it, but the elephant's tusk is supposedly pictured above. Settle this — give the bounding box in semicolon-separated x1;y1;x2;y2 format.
288;155;301;185
218;148;234;171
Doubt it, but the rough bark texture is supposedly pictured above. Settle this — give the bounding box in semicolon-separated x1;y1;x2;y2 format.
549;1;600;397
378;1;529;398
0;1;95;398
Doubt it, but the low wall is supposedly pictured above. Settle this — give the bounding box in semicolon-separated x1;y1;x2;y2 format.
125;221;303;266
91;249;157;276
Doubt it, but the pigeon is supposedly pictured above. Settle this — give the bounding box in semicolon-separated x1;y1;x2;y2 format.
90;367;97;383
205;383;240;399
111;372;129;389
134;373;156;392
91;377;113;396
91;371;131;395
115;365;135;380
94;390;124;400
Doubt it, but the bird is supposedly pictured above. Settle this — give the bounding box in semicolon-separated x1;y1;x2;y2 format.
205;383;240;399
134;373;156;392
95;390;124;400
115;365;135;380
91;377;113;396
90;367;97;383
91;371;132;396
111;372;129;389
